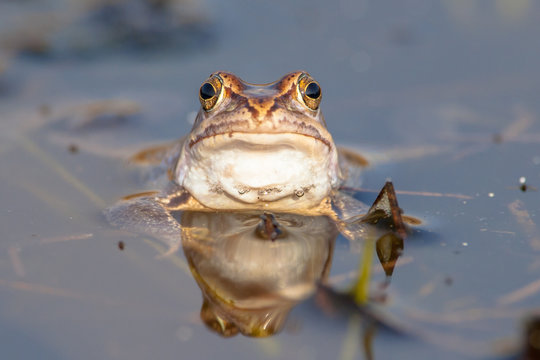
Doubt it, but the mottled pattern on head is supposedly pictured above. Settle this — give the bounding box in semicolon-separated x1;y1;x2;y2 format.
189;71;328;148
175;71;341;211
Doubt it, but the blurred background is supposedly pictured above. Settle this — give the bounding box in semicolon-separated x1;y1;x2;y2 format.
1;1;540;359
1;0;538;147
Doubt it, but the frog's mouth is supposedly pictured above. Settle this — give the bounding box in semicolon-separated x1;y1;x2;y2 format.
188;119;332;149
176;132;341;210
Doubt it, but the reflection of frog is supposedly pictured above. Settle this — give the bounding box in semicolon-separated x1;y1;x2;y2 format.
181;212;337;337
105;73;412;339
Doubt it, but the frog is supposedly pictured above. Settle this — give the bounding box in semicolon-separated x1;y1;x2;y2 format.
105;71;415;339
174;70;341;211
106;71;406;247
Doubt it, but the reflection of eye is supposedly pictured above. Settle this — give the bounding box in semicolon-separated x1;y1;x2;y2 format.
198;76;223;111
199;82;216;100
305;82;321;100
298;75;322;110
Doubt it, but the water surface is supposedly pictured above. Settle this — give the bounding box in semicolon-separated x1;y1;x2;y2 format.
1;1;540;359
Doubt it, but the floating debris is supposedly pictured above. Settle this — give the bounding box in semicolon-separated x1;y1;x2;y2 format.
517;177;537;192
360;181;408;240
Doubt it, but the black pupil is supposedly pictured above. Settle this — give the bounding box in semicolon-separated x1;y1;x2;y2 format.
305;82;321;99
200;82;216;100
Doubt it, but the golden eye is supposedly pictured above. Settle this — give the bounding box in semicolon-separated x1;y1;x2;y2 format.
199;76;223;111
298;75;322;110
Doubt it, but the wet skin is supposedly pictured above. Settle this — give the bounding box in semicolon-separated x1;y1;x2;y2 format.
174;71;342;212
107;71;374;246
105;74;412;337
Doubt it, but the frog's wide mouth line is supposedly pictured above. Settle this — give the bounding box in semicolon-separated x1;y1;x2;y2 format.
188;131;332;149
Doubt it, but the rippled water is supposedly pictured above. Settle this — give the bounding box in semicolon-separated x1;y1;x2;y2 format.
1;1;540;359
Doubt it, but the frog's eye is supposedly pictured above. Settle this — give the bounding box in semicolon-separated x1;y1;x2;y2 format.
200;83;215;99
199;76;223;111
305;82;321;99
298;75;322;110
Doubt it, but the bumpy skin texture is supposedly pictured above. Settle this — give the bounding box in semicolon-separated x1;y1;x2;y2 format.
175;71;342;211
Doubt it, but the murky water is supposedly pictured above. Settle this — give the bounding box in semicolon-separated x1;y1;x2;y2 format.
1;1;540;359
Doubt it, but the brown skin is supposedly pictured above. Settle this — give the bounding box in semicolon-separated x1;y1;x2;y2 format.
187;71;333;148
174;71;342;211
